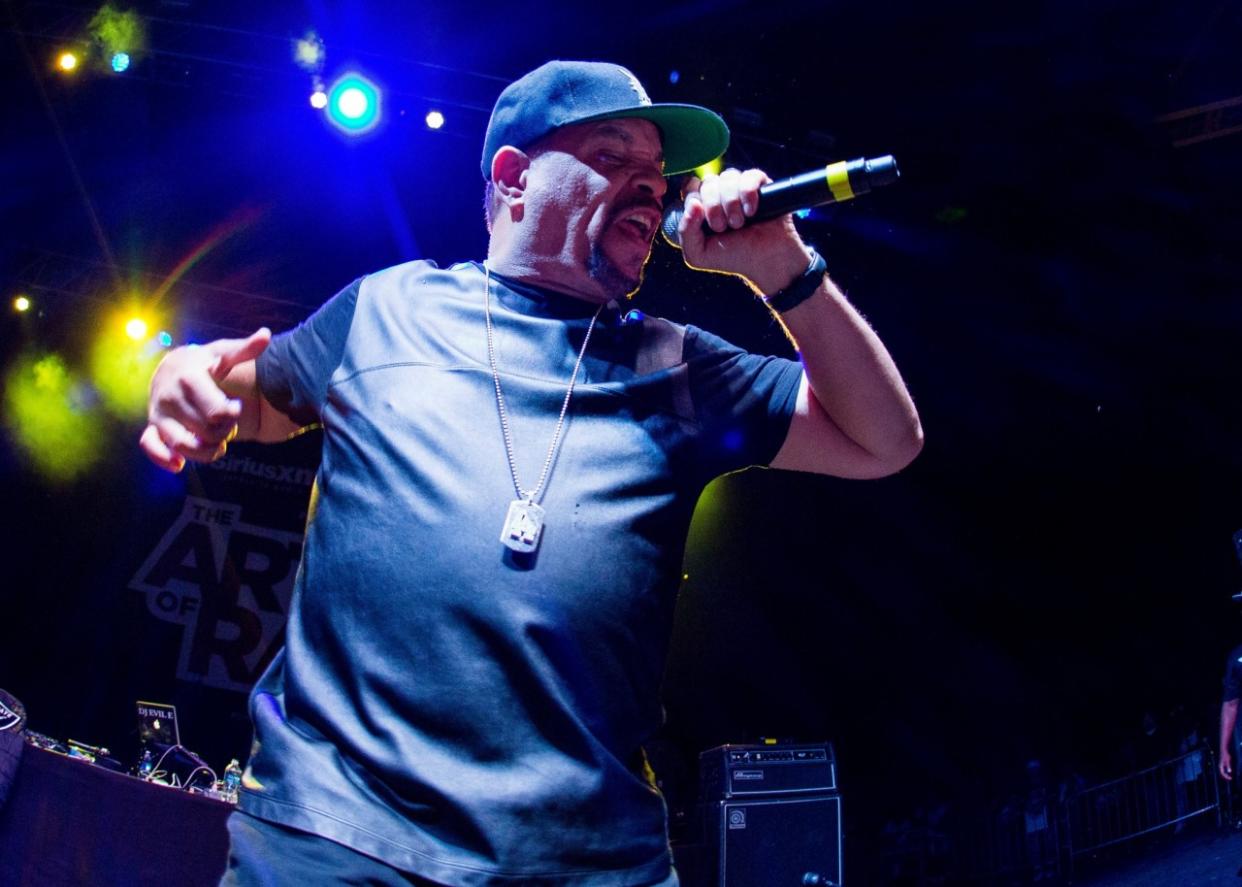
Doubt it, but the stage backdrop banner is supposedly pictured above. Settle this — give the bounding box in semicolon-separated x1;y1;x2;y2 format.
128;433;320;695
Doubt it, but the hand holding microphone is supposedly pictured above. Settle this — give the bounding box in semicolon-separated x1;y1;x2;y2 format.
661;155;900;248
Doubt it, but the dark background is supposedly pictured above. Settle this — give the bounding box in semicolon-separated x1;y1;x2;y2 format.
3;0;1241;875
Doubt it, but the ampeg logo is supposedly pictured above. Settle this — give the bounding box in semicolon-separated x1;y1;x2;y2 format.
130;496;302;693
727;808;747;830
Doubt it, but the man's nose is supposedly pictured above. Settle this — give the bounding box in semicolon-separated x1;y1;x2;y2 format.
633;163;668;199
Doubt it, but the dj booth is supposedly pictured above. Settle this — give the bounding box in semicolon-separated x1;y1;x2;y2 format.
0;736;232;886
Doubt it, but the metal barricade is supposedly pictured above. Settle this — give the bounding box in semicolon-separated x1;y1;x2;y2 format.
1064;746;1219;860
875;748;1222;885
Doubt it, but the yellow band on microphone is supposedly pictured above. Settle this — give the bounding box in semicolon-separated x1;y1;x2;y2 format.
825;161;854;202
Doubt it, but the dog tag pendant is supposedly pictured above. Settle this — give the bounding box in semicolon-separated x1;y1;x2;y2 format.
501;498;545;554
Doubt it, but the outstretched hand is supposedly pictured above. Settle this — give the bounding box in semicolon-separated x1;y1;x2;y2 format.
140;328;271;472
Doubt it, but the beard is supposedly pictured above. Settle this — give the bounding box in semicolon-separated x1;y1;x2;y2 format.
587;196;660;300
587;240;646;300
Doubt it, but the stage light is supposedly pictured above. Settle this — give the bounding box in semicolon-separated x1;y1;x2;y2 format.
57;51;79;73
3;353;103;482
338;87;368;118
88;4;146;65
669;70;680;84
92;319;162;419
157;331;173;348
125;317;148;341
326;72;381;135
310;88;328;109
693;157;724;179
13;296;31;313
425;109;445;130
294;31;325;72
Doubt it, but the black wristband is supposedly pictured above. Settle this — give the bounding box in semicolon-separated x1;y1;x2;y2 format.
764;248;827;314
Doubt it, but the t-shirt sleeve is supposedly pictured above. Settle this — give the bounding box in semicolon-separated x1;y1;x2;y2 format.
683;324;803;478
255;277;362;426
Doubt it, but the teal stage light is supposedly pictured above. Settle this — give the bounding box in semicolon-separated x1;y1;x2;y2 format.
326;73;381;135
111;51;130;73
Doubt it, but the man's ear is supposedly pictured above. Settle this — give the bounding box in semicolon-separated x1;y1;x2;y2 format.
491;146;530;221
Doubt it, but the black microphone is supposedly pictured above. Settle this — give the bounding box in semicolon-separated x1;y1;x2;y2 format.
660;155;900;248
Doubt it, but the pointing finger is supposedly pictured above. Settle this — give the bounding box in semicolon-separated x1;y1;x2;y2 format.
208;327;271;382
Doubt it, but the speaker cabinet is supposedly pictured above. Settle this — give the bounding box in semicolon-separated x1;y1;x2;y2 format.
677;793;843;887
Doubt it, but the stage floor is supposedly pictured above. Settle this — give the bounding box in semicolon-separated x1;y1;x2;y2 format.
1077;823;1242;886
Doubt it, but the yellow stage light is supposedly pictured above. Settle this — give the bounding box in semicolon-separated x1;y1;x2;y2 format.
89;4;146;59
3;354;103;482
91;322;162;419
692;157;724;179
57;51;79;72
125;317;149;341
13;296;31;313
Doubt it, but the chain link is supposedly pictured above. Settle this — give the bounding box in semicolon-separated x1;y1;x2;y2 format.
484;264;603;505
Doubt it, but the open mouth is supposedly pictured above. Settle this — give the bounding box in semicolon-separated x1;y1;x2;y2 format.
614;208;661;242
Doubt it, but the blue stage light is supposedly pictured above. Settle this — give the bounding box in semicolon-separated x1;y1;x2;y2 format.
111;52;130;73
326;73;381;135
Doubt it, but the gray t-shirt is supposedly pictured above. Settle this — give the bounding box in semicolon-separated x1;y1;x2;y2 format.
243;260;803;885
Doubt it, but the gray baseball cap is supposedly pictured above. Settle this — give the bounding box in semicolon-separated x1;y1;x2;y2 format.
481;60;729;180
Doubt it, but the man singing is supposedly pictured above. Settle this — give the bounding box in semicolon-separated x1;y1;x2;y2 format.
143;60;922;887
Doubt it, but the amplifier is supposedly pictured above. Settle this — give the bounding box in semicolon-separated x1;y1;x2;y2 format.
699;742;836;799
675;794;843;887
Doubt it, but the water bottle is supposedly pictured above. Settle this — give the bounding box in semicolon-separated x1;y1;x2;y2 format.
223;758;243;803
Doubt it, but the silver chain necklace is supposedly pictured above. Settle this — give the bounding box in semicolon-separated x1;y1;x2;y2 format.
484;263;603;554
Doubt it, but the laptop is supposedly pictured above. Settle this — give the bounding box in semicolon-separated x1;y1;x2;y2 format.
136;700;180;748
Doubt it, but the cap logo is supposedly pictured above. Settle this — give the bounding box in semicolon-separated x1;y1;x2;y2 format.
617;66;652;106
